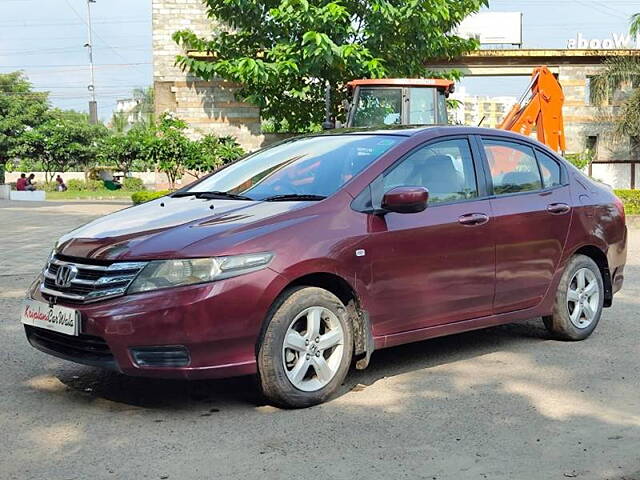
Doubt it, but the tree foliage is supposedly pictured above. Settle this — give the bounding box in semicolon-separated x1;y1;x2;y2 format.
0;71;246;187
590;16;640;144
98;126;149;176
143;113;246;187
631;13;640;37
0;71;50;165
173;0;487;131
13;109;107;183
565;150;595;170
143;113;191;189
185;134;245;178
590;57;640;141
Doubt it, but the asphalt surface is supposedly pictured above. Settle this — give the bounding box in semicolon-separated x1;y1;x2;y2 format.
0;200;639;480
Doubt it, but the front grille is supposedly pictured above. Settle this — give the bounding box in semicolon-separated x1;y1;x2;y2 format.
25;325;117;370
41;255;147;303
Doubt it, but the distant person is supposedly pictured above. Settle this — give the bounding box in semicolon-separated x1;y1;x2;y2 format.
25;173;37;191
55;175;67;192
16;173;27;191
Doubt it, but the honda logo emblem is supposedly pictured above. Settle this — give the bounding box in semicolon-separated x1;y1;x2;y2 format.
55;265;78;288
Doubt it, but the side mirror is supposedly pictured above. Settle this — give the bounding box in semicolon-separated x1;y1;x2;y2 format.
381;186;429;214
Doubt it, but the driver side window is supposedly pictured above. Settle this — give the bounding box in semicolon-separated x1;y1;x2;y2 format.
383;138;478;205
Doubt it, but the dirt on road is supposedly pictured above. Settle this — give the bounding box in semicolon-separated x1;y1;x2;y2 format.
1;200;638;480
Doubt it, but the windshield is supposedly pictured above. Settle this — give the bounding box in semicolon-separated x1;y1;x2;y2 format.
187;135;401;201
352;88;403;127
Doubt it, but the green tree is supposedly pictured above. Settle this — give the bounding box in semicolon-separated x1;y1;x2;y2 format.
565;150;595;170
144;113;191;189
631;13;640;37
0;71;50;166
14;109;107;183
590;16;640;155
98;126;149;177
185;134;245;178
590;57;640;157
173;0;486;132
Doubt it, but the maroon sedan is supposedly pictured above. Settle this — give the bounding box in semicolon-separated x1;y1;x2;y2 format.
22;127;627;408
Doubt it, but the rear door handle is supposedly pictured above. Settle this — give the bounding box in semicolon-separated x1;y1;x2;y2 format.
458;213;489;226
547;203;571;215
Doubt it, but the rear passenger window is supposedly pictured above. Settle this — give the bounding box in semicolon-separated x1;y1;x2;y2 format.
482;139;542;195
537;151;562;188
384;138;478;205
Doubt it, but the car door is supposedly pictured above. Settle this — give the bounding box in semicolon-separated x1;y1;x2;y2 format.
479;136;572;314
359;136;496;336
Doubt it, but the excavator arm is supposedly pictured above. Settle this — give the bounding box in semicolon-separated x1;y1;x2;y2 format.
498;66;566;153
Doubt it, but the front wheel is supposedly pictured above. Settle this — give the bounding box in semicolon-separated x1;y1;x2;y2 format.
257;287;353;408
543;254;604;341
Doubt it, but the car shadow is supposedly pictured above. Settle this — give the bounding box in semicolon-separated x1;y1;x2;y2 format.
55;366;264;410
54;318;550;410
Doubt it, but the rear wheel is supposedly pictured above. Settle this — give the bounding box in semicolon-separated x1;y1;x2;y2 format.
543;254;604;340
257;287;353;408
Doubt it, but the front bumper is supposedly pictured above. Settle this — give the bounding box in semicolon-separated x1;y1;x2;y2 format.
26;268;288;379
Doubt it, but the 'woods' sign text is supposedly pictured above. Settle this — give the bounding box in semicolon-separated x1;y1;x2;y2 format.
567;33;640;49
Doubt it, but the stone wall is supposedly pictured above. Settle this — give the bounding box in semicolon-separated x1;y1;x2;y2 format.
558;64;638;188
152;0;268;151
558;64;630;161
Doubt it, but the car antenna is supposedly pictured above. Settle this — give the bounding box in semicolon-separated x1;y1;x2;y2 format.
477;115;486;127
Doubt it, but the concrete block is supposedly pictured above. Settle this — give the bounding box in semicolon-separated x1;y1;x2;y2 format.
9;190;46;201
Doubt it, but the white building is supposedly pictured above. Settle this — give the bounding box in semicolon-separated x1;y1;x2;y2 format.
450;87;517;128
114;98;142;125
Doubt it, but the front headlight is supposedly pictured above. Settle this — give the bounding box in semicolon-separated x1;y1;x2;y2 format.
127;252;273;294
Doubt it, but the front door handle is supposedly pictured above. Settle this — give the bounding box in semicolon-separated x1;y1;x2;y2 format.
547;203;571;215
458;213;489;226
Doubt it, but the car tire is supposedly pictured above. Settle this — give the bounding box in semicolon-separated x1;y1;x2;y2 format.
257;286;353;408
543;254;605;341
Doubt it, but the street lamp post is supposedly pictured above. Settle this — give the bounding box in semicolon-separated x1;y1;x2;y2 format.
85;0;98;124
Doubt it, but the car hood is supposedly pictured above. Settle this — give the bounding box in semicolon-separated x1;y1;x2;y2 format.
55;196;312;261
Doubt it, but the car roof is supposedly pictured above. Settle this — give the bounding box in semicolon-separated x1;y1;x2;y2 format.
329;126;434;136
321;125;539;141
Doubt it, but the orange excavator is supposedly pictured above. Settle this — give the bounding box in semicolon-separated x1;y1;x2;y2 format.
497;66;565;153
343;65;566;154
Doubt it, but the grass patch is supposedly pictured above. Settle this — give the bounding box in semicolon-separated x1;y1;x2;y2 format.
46;190;137;201
614;189;640;215
131;190;171;205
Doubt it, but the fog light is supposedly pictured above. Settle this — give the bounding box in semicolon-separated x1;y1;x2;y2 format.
131;346;190;367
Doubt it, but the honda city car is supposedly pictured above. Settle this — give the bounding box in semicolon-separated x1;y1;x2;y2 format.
22;126;627;408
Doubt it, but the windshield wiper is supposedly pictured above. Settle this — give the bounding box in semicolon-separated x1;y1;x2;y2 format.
171;191;253;201
262;194;327;202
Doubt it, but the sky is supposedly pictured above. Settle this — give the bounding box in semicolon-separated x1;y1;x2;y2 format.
461;0;639;96
0;0;638;120
0;0;151;121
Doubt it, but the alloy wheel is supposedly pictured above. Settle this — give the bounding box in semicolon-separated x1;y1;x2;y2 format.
567;267;600;329
282;306;345;392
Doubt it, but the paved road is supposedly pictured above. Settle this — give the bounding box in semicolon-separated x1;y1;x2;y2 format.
1;200;638;480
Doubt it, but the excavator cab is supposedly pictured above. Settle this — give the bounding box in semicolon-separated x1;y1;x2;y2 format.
345;79;455;128
343;68;565;154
